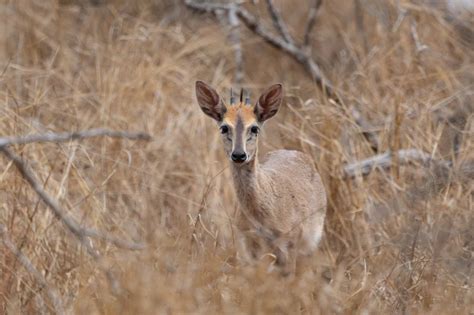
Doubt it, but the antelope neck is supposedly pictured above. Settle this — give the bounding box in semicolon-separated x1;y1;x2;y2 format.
230;155;266;215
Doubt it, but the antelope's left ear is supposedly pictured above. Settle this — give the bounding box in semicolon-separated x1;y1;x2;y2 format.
195;81;226;122
254;84;283;122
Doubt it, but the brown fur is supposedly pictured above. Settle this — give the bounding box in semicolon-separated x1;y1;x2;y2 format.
223;102;256;127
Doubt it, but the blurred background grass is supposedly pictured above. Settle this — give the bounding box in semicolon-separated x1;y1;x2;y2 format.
0;0;473;313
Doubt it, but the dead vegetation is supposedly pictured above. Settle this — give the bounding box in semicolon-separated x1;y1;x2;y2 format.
0;0;472;314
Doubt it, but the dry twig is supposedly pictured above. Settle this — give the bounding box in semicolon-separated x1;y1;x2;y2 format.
0;147;145;251
343;148;452;178
184;1;331;92
0;128;151;148
353;0;368;52
228;3;244;84
410;20;429;54
303;0;322;47
265;0;294;45
0;128;151;296
0;224;65;315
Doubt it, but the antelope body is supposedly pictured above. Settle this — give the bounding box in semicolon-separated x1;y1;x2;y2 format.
195;81;327;270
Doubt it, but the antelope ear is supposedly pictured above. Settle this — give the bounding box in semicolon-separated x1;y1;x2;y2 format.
254;84;283;122
195;81;226;121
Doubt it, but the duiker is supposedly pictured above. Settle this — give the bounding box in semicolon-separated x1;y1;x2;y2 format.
195;81;327;273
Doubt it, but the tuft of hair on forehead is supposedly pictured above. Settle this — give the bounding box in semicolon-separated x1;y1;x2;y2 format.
223;102;257;126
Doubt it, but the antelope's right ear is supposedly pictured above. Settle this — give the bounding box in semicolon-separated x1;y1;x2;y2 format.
255;83;283;122
195;81;226;121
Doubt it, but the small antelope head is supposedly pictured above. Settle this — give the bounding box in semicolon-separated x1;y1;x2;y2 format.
195;81;283;164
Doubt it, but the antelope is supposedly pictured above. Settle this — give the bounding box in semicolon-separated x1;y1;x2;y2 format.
195;81;327;272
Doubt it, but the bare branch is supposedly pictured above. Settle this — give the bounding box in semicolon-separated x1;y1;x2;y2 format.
184;1;232;13
0;147;145;251
185;0;380;152
343;149;452;178
353;0;368;52
1;146;139;294
0;224;65;315
410;20;429;54
228;4;244;85
184;0;331;91
0;128;149;295
0;128;151;148
84;228;146;250
185;2;292;50
350;107;380;153
265;0;294;45
303;0;322;47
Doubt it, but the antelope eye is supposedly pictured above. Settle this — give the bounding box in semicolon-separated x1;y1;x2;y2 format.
250;126;259;134
220;125;229;134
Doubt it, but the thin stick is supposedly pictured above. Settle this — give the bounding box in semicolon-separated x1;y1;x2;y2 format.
410;20;429;54
0;128;149;297
0;224;65;315
303;0;322;47
184;1;332;96
0;147;145;250
0;128;151;148
353;0;368;52
343;148;452;178
1;147;133;294
350;107;380;153
228;3;244;85
265;0;294;45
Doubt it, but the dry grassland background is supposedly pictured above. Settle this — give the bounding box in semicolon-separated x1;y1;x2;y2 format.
0;0;473;314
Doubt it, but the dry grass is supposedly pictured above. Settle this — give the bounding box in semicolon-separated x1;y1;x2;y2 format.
0;0;473;314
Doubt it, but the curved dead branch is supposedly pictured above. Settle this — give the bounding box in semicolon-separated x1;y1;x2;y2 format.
265;0;295;45
228;4;244;84
1;224;65;315
0;128;151;148
304;0;323;47
1;147;145;251
0;128;151;295
184;0;380;152
343;148;452;179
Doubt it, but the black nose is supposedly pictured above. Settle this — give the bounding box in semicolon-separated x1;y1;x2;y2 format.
231;151;247;163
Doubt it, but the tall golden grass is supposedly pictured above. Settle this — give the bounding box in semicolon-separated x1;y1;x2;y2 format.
0;0;472;313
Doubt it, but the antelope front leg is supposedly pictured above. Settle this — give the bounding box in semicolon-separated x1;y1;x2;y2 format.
242;234;261;260
274;240;297;277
